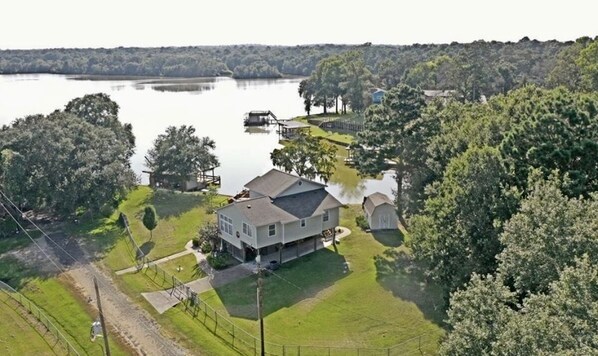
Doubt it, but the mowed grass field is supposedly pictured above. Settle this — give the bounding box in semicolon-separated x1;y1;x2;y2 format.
0;257;130;355
70;186;226;271
0;293;55;356
199;205;445;353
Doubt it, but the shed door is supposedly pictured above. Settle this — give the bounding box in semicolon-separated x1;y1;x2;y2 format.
379;214;389;229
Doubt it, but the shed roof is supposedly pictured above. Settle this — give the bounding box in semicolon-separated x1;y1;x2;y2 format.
363;192;394;215
245;169;324;198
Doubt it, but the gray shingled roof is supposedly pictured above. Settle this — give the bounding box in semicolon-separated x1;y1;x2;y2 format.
363;192;394;215
244;169;324;198
232;196;295;226
273;189;344;222
225;188;343;226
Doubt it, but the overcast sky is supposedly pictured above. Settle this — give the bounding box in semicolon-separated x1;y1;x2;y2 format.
2;0;597;49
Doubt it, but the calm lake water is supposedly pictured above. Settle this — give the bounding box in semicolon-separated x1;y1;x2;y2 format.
0;74;394;203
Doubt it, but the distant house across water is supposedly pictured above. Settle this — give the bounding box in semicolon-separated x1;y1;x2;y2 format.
371;89;386;104
423;89;456;103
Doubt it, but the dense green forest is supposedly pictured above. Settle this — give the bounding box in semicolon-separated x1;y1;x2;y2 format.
0;38;574;91
350;81;598;354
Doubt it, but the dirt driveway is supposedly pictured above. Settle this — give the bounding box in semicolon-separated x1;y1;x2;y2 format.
10;231;190;356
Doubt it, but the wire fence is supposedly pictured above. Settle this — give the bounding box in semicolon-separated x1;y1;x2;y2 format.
119;212;436;355
0;280;81;355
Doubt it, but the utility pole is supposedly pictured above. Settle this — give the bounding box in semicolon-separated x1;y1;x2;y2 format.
94;277;111;356
256;255;265;356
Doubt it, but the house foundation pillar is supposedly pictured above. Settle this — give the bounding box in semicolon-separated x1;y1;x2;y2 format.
278;243;283;264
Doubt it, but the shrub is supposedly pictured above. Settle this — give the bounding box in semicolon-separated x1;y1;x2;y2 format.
355;215;369;230
191;238;200;248
200;241;212;254
207;252;230;270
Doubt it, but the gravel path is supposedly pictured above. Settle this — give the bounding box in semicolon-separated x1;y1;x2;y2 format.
12;231;190;356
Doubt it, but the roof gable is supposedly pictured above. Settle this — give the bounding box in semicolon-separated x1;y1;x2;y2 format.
245;169;325;198
219;188;343;227
363;192;394;215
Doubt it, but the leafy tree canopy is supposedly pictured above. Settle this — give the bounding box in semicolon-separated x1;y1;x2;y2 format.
65;93;135;160
146;125;219;190
270;132;337;183
0;110;135;216
142;205;158;239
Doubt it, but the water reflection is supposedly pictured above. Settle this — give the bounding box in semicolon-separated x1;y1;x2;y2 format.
150;83;214;93
244;126;273;135
235;78;305;89
0;74;394;204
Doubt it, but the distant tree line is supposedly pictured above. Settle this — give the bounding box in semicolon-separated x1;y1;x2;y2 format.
0;38;579;88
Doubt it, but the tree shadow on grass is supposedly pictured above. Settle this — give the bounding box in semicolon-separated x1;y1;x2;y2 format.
374;248;446;326
150;189;205;219
372;230;404;248
139;241;155;258
192;263;205;279
0;255;55;289
214;249;350;320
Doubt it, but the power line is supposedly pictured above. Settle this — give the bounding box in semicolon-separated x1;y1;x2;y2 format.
0;199;64;273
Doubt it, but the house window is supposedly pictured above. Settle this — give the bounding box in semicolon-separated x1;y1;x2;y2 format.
268;224;276;237
300;219;306;228
323;210;329;222
219;214;233;235
243;222;253;237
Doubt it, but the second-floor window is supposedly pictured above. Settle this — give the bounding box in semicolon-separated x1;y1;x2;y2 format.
243;222;253;237
219;214;233;235
300;219;306;228
268;224;276;237
323;210;329;222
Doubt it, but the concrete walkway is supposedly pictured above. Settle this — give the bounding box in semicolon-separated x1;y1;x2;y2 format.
115;240;198;275
141;227;352;314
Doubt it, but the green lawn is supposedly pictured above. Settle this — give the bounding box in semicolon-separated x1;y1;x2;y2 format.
113;268;241;355
119;254;205;293
158;253;205;283
198;205;445;353
295;115;355;146
0;256;130;355
0;293;55;355
73;186;225;271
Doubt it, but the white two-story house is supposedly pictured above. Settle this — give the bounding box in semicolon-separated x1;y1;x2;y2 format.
216;169;343;263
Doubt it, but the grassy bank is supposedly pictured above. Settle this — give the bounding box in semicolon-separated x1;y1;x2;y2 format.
0;293;56;355
0;256;130;355
294;114;356;146
70;186;225;271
